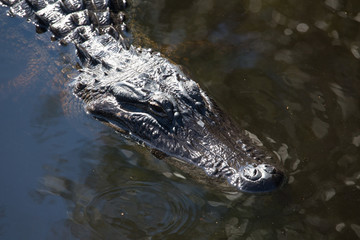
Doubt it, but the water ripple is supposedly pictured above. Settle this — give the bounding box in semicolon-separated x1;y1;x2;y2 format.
84;181;200;239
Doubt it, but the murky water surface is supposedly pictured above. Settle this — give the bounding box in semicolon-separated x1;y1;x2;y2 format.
1;0;360;239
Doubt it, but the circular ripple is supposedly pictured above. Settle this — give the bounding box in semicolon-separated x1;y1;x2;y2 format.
85;181;200;239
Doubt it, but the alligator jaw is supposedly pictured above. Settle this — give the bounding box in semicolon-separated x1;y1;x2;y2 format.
75;60;287;193
64;9;287;194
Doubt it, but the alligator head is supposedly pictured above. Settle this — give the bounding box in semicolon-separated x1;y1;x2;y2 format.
73;36;286;193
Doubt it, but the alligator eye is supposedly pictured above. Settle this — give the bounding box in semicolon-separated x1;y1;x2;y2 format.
149;101;167;117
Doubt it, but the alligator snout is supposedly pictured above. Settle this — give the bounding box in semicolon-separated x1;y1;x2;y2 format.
239;164;286;193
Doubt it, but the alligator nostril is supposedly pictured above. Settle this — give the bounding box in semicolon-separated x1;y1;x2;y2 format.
263;165;276;174
238;164;286;193
243;167;262;181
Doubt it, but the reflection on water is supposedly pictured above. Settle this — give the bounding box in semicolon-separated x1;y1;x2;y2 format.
84;182;200;238
1;0;360;239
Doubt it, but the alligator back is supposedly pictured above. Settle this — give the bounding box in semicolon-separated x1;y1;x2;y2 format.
1;0;127;43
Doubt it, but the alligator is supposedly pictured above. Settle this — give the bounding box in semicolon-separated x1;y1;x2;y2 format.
0;0;286;193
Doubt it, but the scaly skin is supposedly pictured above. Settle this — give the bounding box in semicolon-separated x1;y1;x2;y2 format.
1;0;286;193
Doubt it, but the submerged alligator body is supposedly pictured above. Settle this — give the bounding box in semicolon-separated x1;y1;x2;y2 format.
1;0;286;193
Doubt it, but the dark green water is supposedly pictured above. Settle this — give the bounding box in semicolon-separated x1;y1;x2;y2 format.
1;0;360;239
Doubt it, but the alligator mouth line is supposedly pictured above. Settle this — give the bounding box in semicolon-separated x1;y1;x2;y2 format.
96;117;129;135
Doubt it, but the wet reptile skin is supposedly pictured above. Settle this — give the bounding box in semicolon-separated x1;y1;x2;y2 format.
1;0;286;193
